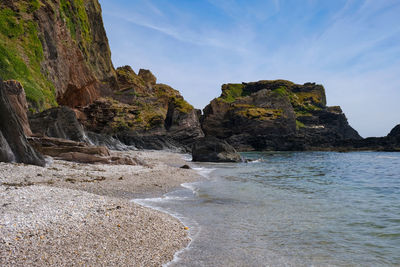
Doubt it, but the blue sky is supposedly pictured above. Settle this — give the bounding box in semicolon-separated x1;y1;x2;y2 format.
99;0;400;137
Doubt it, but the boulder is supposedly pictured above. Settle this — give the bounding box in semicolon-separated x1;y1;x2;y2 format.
0;131;15;163
28;136;138;165
29;106;88;142
0;80;45;166
192;137;242;162
3;80;32;136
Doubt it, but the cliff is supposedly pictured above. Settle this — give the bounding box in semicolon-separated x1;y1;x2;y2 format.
201;80;361;151
80;66;204;151
0;0;116;112
1;0;398;159
0;0;203;152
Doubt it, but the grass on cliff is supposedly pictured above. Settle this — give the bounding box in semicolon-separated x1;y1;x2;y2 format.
237;107;283;121
59;0;91;43
220;83;252;103
0;7;56;111
155;84;194;113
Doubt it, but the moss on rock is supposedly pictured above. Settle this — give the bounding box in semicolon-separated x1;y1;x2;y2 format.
237;107;282;121
0;7;56;111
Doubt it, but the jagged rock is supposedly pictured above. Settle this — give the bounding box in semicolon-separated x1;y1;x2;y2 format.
201;80;361;151
0;0;117;111
116;66;146;94
86;131;131;151
138;69;157;87
29;106;89;142
0;131;15;163
0;80;45;166
28;136;137;165
3;80;32;136
388;125;400;138
81;76;204;151
192;137;242;162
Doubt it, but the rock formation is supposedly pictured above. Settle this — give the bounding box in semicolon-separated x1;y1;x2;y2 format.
0;79;45;166
0;0;117;112
2;80;32;136
80;66;204;151
30;106;89;142
201;80;361;151
1;0;398;159
192;137;242;162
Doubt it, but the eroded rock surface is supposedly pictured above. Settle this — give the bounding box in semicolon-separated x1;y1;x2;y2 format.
0;80;45;166
192;137;242;162
201;80;361;151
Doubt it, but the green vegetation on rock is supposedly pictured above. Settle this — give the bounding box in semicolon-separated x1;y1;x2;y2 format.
59;0;91;43
220;83;250;103
296;120;305;130
155;84;194;113
238;107;282;121
0;7;56;111
272;86;289;97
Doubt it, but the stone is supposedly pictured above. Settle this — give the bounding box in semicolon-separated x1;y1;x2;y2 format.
180;165;191;169
0;80;45;166
192;137;242;162
3;80;32;136
28;136;138;165
29;106;88;142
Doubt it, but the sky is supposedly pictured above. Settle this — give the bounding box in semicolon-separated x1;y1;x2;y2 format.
99;0;400;137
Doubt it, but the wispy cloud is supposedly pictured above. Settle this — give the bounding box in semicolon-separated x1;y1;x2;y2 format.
100;0;400;137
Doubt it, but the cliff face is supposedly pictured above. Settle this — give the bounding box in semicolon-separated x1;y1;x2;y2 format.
0;0;116;111
80;66;204;150
201;80;361;151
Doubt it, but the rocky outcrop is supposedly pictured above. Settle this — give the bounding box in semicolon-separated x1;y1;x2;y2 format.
201;80;361;151
388;125;400;139
28;136;138;165
0;80;45;166
0;0;117;111
29;106;129;150
29;106;88;142
3;80;32;136
192;137;242;162
337;124;400;151
80;67;204;151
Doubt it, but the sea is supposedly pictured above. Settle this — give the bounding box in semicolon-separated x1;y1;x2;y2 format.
135;151;400;267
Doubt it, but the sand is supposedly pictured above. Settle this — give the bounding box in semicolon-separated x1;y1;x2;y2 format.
0;150;201;266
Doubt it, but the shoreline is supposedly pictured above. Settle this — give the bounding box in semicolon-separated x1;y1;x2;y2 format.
0;150;202;266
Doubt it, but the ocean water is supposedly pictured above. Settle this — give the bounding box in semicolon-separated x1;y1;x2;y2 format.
135;152;400;267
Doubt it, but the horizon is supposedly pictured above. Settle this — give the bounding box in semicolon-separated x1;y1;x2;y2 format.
99;0;400;138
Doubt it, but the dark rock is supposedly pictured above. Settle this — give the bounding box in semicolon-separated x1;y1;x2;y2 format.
0;80;45;166
180;164;191;169
29;106;88;142
86;131;131;151
81;79;204;151
201;80;361;151
192;137;242;162
388;125;400;138
0;131;15;163
28;136;138;165
3;80;32;136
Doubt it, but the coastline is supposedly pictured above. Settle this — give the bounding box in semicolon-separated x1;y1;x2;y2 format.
0;150;202;266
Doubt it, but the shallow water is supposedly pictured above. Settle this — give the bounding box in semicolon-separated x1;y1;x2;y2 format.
136;152;400;266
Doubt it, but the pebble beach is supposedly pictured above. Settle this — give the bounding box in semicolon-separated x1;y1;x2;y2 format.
0;150;200;266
